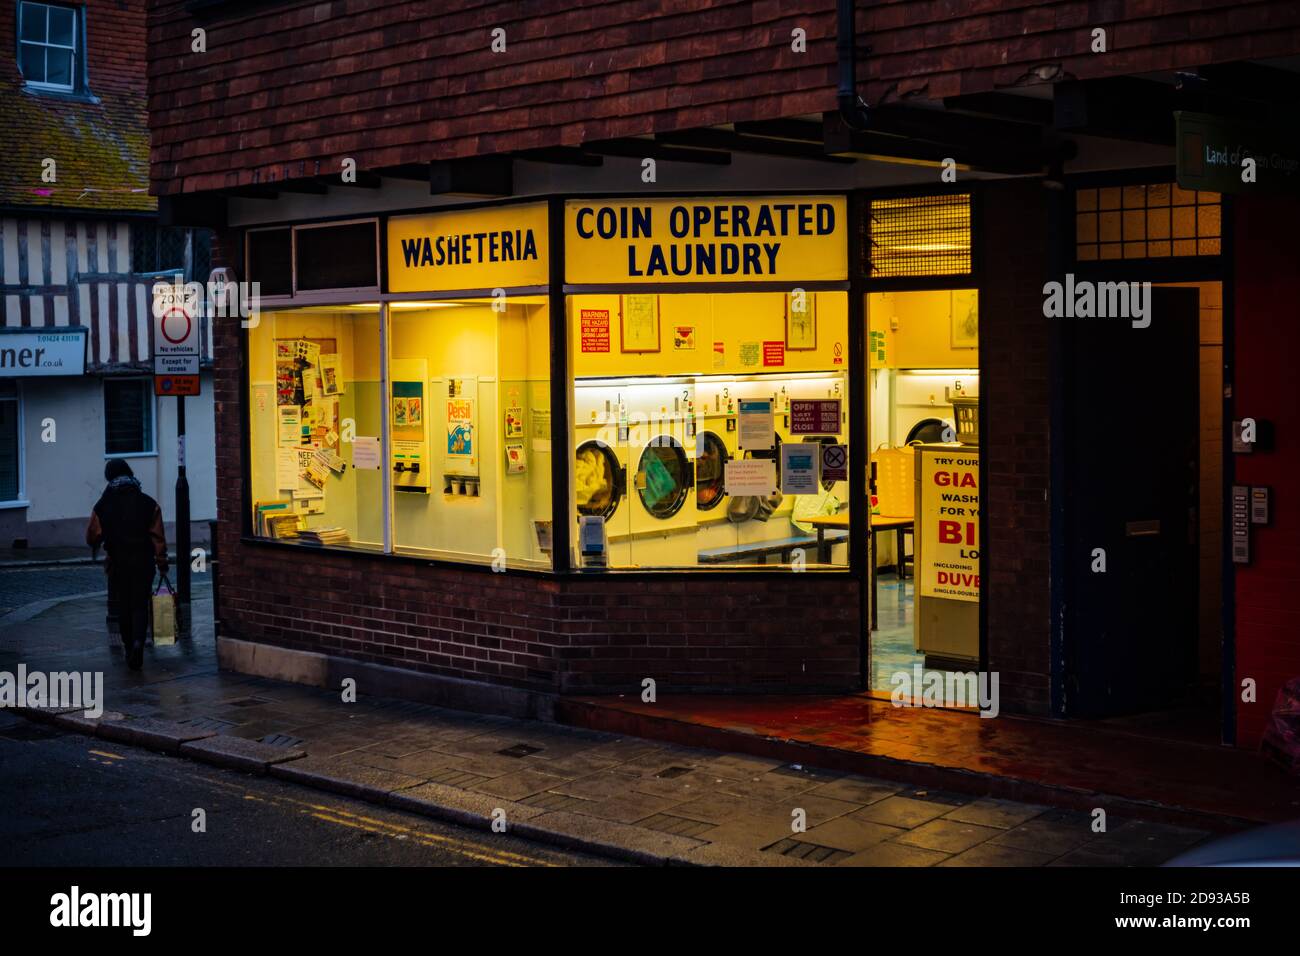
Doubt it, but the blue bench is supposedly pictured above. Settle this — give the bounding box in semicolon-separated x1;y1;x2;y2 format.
697;530;850;565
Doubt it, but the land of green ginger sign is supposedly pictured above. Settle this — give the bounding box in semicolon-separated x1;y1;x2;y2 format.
564;196;847;284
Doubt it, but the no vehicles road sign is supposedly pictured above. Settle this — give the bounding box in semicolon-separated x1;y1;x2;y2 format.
153;289;200;377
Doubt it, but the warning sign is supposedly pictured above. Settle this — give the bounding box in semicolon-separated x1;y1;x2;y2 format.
580;309;610;353
763;340;785;367
821;443;848;482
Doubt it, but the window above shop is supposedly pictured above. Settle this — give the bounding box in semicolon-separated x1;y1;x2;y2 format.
245;220;379;298
1075;183;1221;261
17;2;81;93
866;194;972;279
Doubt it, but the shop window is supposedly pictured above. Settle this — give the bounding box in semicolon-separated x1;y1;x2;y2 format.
295;221;379;292
387;297;552;569
247;307;384;550
1075;183;1221;261
568;291;850;570
18;2;79;92
0;380;20;501
103;378;154;456
867;194;972;278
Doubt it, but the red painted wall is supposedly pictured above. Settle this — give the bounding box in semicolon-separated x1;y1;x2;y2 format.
1233;195;1300;748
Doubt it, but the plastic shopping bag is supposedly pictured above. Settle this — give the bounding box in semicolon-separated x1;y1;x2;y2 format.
152;574;177;647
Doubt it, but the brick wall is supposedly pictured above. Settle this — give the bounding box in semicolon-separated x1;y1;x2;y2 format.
1232;195;1300;748
979;179;1053;715
210;231;861;694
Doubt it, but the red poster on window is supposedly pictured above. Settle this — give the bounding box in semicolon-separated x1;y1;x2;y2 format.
763;340;785;367
581;310;610;353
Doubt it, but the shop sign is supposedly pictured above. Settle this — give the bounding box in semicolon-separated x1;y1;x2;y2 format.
918;449;980;603
580;309;610;352
0;328;86;376
386;202;549;293
790;399;841;435
564;196;848;284
1176;111;1300;195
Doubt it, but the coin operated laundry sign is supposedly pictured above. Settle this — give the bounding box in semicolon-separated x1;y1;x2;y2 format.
152;282;201;395
564;196;848;284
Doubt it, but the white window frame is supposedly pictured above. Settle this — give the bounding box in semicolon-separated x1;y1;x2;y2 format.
102;376;157;459
17;1;80;93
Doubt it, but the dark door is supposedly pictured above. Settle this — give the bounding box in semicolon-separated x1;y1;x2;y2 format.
1062;286;1200;717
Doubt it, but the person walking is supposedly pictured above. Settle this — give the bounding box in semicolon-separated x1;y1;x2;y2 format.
86;459;168;670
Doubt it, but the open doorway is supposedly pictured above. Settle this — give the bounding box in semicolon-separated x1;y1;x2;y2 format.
865;289;981;699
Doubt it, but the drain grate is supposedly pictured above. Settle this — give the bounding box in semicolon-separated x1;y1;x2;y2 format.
259;733;305;748
639;813;715;838
178;716;236;732
497;743;543;758
426;767;492;788
654;766;694;780
763;838;852;865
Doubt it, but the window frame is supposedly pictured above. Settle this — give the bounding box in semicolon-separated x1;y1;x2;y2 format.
16;1;81;94
0;379;25;507
102;376;157;459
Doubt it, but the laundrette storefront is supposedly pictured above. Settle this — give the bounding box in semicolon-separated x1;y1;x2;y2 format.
220;192;987;706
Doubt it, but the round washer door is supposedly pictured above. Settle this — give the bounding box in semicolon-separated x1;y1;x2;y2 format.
695;431;729;512
637;436;690;520
575;440;622;520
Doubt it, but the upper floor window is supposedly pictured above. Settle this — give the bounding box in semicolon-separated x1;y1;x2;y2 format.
18;2;79;92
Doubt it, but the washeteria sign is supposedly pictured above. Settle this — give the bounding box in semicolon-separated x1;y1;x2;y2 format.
564;196;848;284
386;202;550;293
0;328;87;376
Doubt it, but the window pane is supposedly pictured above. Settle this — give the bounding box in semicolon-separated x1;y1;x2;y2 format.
248;307;384;551
568;291;850;570
295;222;378;291
0;395;19;501
46;49;73;87
20;4;46;42
19;45;46;83
104;379;153;455
48;6;74;46
389;296;552;569
246;229;292;296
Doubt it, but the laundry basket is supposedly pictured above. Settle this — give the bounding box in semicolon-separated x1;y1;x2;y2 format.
871;446;915;519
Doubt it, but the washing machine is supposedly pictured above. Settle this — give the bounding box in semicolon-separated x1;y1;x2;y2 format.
694;429;729;513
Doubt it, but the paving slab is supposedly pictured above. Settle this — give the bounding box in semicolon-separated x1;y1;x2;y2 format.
387;781;545;831
179;734;306;772
515;809;707;866
894;818;1003;854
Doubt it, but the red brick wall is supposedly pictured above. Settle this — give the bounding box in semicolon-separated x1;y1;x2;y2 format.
210;233;861;694
863;0;1300;103
979;179;1053;715
149;0;1300;197
148;0;840;195
1232;195;1300;748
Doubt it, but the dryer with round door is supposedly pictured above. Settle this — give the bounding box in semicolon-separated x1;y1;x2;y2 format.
694;430;729;513
575;438;625;522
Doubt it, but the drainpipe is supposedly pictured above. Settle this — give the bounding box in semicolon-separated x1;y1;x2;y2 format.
837;0;871;129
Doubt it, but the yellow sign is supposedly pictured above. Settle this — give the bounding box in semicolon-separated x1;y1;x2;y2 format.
387;202;549;293
564;196;847;285
918;448;980;603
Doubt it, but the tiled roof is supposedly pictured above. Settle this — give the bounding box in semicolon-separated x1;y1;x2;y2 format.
0;0;153;214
